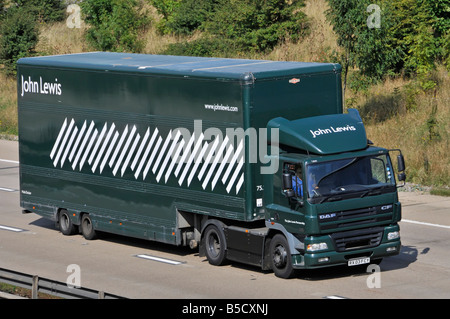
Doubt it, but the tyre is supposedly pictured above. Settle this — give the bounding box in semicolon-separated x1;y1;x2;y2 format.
270;234;295;279
203;224;227;266
80;214;97;240
58;209;77;236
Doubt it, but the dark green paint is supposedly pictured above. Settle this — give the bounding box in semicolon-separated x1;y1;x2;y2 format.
17;53;401;272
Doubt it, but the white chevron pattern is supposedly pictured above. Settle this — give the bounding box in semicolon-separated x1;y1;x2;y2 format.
49;118;245;194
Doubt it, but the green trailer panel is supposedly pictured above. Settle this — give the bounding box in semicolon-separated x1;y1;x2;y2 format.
18;52;341;245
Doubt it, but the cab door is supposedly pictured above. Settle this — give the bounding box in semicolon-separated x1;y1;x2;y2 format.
264;158;306;236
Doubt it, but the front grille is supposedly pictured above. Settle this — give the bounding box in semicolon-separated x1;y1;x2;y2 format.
318;204;393;232
331;227;384;252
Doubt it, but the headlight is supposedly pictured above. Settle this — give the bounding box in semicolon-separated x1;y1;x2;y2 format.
387;231;400;240
306;243;328;252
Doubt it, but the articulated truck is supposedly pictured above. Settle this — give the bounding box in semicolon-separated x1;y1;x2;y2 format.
17;52;405;278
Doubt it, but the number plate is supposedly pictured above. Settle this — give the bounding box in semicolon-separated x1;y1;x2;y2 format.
348;257;370;266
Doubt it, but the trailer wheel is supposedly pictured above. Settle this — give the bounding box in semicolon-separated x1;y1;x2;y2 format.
270;234;295;279
58;209;77;236
203;225;227;266
80;214;97;240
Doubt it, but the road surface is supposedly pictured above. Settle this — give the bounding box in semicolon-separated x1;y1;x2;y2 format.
1;139;450;300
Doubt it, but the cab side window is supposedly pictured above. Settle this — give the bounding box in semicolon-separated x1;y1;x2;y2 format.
282;163;303;198
292;165;303;197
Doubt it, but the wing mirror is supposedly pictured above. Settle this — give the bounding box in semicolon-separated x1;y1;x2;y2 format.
389;150;406;187
282;173;295;198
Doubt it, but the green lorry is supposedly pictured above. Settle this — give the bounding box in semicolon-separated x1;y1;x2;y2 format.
17;52;405;278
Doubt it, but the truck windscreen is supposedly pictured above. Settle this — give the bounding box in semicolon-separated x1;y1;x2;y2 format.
306;154;396;203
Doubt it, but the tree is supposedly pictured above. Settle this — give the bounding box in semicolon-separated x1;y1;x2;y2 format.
161;0;309;56
152;0;216;35
0;0;64;75
206;0;308;52
327;0;450;93
14;0;65;23
0;6;39;75
151;0;180;20
81;0;149;53
325;0;401;95
444;31;450;70
383;0;450;90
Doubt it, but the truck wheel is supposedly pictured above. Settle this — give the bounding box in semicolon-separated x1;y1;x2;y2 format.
80;214;97;240
203;225;227;266
58;209;77;235
270;234;295;279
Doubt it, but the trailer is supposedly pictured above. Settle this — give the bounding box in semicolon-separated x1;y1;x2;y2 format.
17;52;404;278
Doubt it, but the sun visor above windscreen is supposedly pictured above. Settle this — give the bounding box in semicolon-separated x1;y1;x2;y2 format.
267;109;367;155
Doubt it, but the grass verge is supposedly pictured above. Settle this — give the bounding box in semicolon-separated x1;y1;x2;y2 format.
430;187;450;197
0;282;63;299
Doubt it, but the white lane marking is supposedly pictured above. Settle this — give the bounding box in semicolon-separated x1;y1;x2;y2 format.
323;295;349;299
135;254;185;265
402;219;450;230
0;225;26;232
0;159;19;164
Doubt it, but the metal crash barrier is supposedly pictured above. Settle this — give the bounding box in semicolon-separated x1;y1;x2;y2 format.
0;267;125;299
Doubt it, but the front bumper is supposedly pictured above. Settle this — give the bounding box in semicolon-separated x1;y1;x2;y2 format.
291;224;401;269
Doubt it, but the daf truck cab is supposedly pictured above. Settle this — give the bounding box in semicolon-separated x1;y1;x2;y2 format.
262;110;405;277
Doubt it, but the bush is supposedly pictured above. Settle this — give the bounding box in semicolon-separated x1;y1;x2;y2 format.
327;0;450;90
444;31;450;71
326;0;402;85
0;0;64;75
154;0;216;35
164;37;235;57
205;0;308;52
160;0;309;56
81;0;149;53
14;0;65;23
0;7;39;75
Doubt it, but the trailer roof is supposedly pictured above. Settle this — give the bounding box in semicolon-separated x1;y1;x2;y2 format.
18;52;340;80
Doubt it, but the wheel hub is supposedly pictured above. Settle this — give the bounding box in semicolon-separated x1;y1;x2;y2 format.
207;233;220;258
273;244;287;268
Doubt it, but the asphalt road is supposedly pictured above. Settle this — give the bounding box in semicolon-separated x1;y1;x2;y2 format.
1;139;450;300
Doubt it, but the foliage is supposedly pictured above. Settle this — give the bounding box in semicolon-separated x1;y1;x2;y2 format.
389;0;449;90
0;0;62;75
430;187;450;197
156;0;309;55
0;6;39;75
152;0;216;35
326;0;450;92
325;0;401;94
206;0;309;52
151;0;180;20
81;0;150;53
166;0;215;35
425;0;450;39
0;0;5;19
165;37;234;57
14;0;66;23
444;31;450;70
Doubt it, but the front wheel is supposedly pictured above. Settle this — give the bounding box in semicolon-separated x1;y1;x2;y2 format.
203;225;227;266
270;234;295;279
